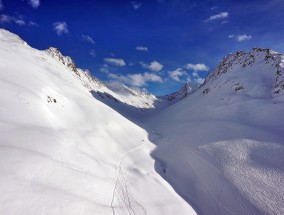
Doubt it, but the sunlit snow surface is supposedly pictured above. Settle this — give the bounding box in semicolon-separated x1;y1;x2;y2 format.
0;29;195;215
145;48;284;214
1;28;284;215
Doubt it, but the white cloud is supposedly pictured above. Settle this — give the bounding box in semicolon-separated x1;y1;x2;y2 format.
168;67;205;85
53;22;69;36
89;50;96;58
191;71;204;85
136;46;148;52
229;34;252;42
28;0;40;8
168;68;188;82
194;78;205;85
0;0;4;10
15;20;26;26
28;21;39;27
0;14;12;24
210;6;218;11
100;64;110;74
186;63;209;72
108;72;163;87
132;1;142;10
221;20;229;25
206;12;229;22
192;72;199;78
0;14;38;27
140;60;163;72
104;58;126;67
82;35;95;45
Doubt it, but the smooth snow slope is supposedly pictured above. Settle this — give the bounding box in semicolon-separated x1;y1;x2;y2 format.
0;29;196;215
145;48;284;215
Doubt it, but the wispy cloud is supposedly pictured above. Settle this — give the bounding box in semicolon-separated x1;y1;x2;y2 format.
191;72;205;85
15;20;26;26
206;12;229;22
82;35;95;45
194;77;205;85
136;46;148;52
210;6;218;11
109;72;163;87
186;63;209;72
168;68;188;82
140;60;163;72
168;67;205;85
28;21;39;27
229;34;252;42
100;64;110;74
132;1;142;10
53;22;69;36
104;58;126;67
28;0;40;9
221;20;229;25
0;14;12;24
89;50;96;58
0;0;4;11
0;14;38;27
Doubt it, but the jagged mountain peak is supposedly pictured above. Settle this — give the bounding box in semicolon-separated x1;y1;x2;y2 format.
45;47;80;76
164;82;197;102
201;47;284;97
205;48;282;83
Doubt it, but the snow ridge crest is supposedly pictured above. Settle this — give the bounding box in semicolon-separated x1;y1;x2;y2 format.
203;48;284;95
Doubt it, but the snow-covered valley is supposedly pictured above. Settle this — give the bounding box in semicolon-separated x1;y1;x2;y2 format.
1;28;284;215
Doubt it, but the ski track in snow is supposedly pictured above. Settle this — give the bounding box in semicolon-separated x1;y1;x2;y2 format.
110;141;147;215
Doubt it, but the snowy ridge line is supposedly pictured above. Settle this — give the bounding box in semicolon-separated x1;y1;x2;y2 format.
45;43;196;110
202;47;284;96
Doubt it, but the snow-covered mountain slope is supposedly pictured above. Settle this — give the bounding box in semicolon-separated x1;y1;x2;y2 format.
0;29;196;215
145;48;284;215
43;45;194;116
2;27;284;215
43;45;195;119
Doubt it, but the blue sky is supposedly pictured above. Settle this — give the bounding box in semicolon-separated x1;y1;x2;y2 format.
1;0;284;95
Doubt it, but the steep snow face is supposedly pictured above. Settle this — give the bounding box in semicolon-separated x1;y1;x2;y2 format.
0;29;196;215
204;48;284;97
146;48;284;215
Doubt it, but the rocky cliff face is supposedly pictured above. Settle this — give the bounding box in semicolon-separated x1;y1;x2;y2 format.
165;82;197;102
46;47;81;77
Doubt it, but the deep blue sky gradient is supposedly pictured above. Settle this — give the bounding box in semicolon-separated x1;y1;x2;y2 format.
1;0;284;95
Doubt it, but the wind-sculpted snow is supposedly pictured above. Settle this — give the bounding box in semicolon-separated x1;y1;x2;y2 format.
0;29;196;215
